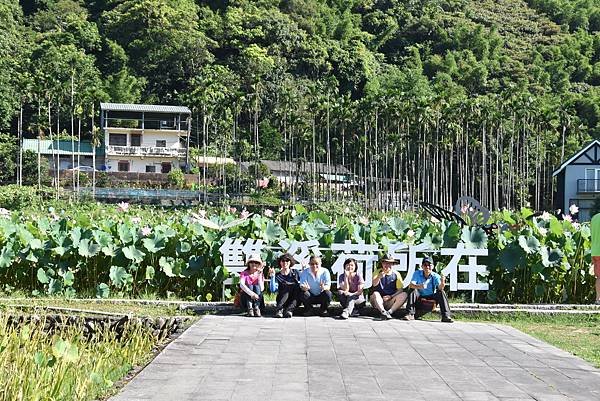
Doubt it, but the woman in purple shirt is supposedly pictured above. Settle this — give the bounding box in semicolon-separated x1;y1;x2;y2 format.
338;258;365;319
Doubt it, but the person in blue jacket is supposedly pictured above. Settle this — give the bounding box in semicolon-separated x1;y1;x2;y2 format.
268;253;300;318
403;256;453;322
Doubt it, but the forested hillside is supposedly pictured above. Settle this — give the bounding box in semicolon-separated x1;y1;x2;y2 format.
2;0;600;210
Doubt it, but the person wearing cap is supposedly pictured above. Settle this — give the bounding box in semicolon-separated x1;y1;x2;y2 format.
299;255;332;316
338;258;365;319
370;254;408;319
239;253;265;317
403;256;453;323
269;253;300;318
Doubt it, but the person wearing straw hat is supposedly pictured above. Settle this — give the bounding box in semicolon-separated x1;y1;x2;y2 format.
269;253;300;318
239;253;265;317
370;254;408;320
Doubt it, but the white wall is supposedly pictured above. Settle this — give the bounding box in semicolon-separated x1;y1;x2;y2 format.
564;164;600;221
104;157;183;173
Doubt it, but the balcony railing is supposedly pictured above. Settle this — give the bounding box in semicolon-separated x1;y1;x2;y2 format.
577;179;600;193
106;145;186;157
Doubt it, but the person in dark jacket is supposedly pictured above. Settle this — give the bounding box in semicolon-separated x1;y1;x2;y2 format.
269;253;300;318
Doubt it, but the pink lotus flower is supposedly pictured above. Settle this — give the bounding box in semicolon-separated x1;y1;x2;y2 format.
406;229;415;238
540;211;551;222
264;209;273;218
572;222;581;230
229;207;237;214
257;178;269;189
198;209;207;218
140;226;152;237
241;209;250;219
117;202;129;212
563;214;572;222
358;216;369;225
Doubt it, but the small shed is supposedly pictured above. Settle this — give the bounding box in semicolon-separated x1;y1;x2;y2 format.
553;140;600;221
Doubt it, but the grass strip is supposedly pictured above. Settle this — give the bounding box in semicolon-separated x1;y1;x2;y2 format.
0;314;162;401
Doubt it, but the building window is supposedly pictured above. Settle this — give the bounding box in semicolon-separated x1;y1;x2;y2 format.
156;140;166;147
131;134;141;147
161;162;172;174
145;165;156;173
118;161;130;172
109;134;127;146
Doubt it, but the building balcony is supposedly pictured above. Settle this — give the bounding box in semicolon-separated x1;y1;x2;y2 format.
106;145;187;157
577;179;600;193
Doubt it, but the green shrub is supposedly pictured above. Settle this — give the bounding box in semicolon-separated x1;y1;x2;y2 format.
167;169;185;189
0;185;54;209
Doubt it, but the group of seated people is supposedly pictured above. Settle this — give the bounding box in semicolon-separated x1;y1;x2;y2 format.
238;252;453;323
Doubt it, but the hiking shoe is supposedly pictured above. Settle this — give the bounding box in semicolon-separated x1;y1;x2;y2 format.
319;309;329;317
441;315;453;323
247;308;254;317
284;310;293;318
275;309;284;318
340;311;349;319
401;314;414;321
381;311;392;320
254;307;261;317
350;310;361;317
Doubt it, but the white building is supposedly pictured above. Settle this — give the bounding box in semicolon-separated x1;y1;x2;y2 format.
100;103;191;173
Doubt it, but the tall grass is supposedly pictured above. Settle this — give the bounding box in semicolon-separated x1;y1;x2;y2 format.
0;314;158;401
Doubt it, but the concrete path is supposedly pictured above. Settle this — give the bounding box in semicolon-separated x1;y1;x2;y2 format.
111;316;600;401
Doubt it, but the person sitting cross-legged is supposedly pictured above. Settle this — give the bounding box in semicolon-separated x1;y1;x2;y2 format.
299;255;332;317
369;255;408;320
338;258;366;319
269;253;300;318
403;256;453;323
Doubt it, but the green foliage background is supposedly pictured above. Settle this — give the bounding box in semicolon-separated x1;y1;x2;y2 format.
1;0;600;208
0;203;594;304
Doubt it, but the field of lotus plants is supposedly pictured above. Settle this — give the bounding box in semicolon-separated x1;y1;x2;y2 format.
0;201;595;304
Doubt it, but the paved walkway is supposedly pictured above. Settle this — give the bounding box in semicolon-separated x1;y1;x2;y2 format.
111;316;600;401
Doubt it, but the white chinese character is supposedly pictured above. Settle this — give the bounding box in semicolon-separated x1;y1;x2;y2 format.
441;244;488;292
388;242;430;288
219;238;264;274
279;239;321;268
331;241;379;288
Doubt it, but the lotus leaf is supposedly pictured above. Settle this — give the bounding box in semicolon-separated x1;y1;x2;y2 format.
109;265;132;288
518;235;541;254
78;239;100;258
37;268;49;284
123;245;145;262
461;226;487;249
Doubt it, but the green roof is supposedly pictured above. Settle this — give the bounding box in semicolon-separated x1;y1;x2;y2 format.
22;139;101;156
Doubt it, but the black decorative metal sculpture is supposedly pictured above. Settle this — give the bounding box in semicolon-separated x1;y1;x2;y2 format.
420;197;498;237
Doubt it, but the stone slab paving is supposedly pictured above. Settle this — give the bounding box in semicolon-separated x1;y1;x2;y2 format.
111;316;600;401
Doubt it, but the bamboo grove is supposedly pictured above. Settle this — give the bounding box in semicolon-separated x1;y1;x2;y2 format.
1;0;600;211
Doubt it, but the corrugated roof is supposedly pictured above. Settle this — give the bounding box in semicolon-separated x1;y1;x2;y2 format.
22;139;97;155
100;103;191;114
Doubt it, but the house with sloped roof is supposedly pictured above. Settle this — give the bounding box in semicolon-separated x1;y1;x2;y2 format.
553;140;600;221
100;103;191;174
